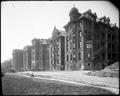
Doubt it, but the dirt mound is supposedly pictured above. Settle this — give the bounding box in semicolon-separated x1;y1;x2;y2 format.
103;62;119;71
86;62;119;78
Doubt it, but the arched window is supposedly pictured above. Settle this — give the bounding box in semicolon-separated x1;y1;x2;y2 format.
80;22;82;27
70;54;72;61
73;54;76;60
67;55;69;62
79;52;81;60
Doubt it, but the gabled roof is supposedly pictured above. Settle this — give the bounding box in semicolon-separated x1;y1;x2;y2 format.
83;9;92;15
93;12;97;18
107;17;110;22
52;26;60;37
52;26;66;39
99;16;106;20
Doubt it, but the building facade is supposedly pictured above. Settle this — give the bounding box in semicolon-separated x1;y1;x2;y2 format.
49;27;66;71
64;7;119;70
12;7;119;71
40;39;49;71
23;46;32;71
31;38;49;71
12;49;24;71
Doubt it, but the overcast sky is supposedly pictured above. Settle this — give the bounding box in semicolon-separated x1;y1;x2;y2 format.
1;1;119;62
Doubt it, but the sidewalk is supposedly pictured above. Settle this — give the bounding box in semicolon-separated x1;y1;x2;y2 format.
20;70;119;94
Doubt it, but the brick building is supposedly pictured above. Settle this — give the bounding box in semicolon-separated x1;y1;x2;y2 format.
23;46;32;71
49;27;66;71
40;39;49;71
12;49;24;71
31;38;49;71
11;7;119;71
64;7;119;70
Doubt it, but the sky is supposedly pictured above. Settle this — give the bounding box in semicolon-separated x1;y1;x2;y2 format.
1;1;119;63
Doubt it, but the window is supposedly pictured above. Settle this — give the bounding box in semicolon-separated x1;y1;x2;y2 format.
80;22;82;27
73;54;75;60
57;59;59;64
68;36;69;41
102;64;105;69
101;33;105;39
66;36;69;41
79;42;82;49
66;43;68;52
73;33;75;37
73;24;75;28
67;64;69;70
108;53;111;60
79;52;81;60
108;43;111;49
67;55;69;62
102;53;105;60
101;42;105;46
73;43;75;48
80;42;82;47
88;53;90;59
89;31;91;39
88;63;90;66
88;53;90;58
86;44;92;48
70;54;72;61
112;44;115;50
108;33;111;40
84;31;87;36
112;35;115;40
79;31;82;37
70;42;72;50
57;44;59;50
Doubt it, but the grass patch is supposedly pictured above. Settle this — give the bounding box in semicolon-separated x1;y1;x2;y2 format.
2;74;115;95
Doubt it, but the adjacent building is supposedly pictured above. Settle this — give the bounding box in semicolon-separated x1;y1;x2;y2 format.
12;49;24;71
49;27;66;71
23;46;32;71
31;38;49;71
63;7;119;70
31;38;41;71
40;39;49;71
